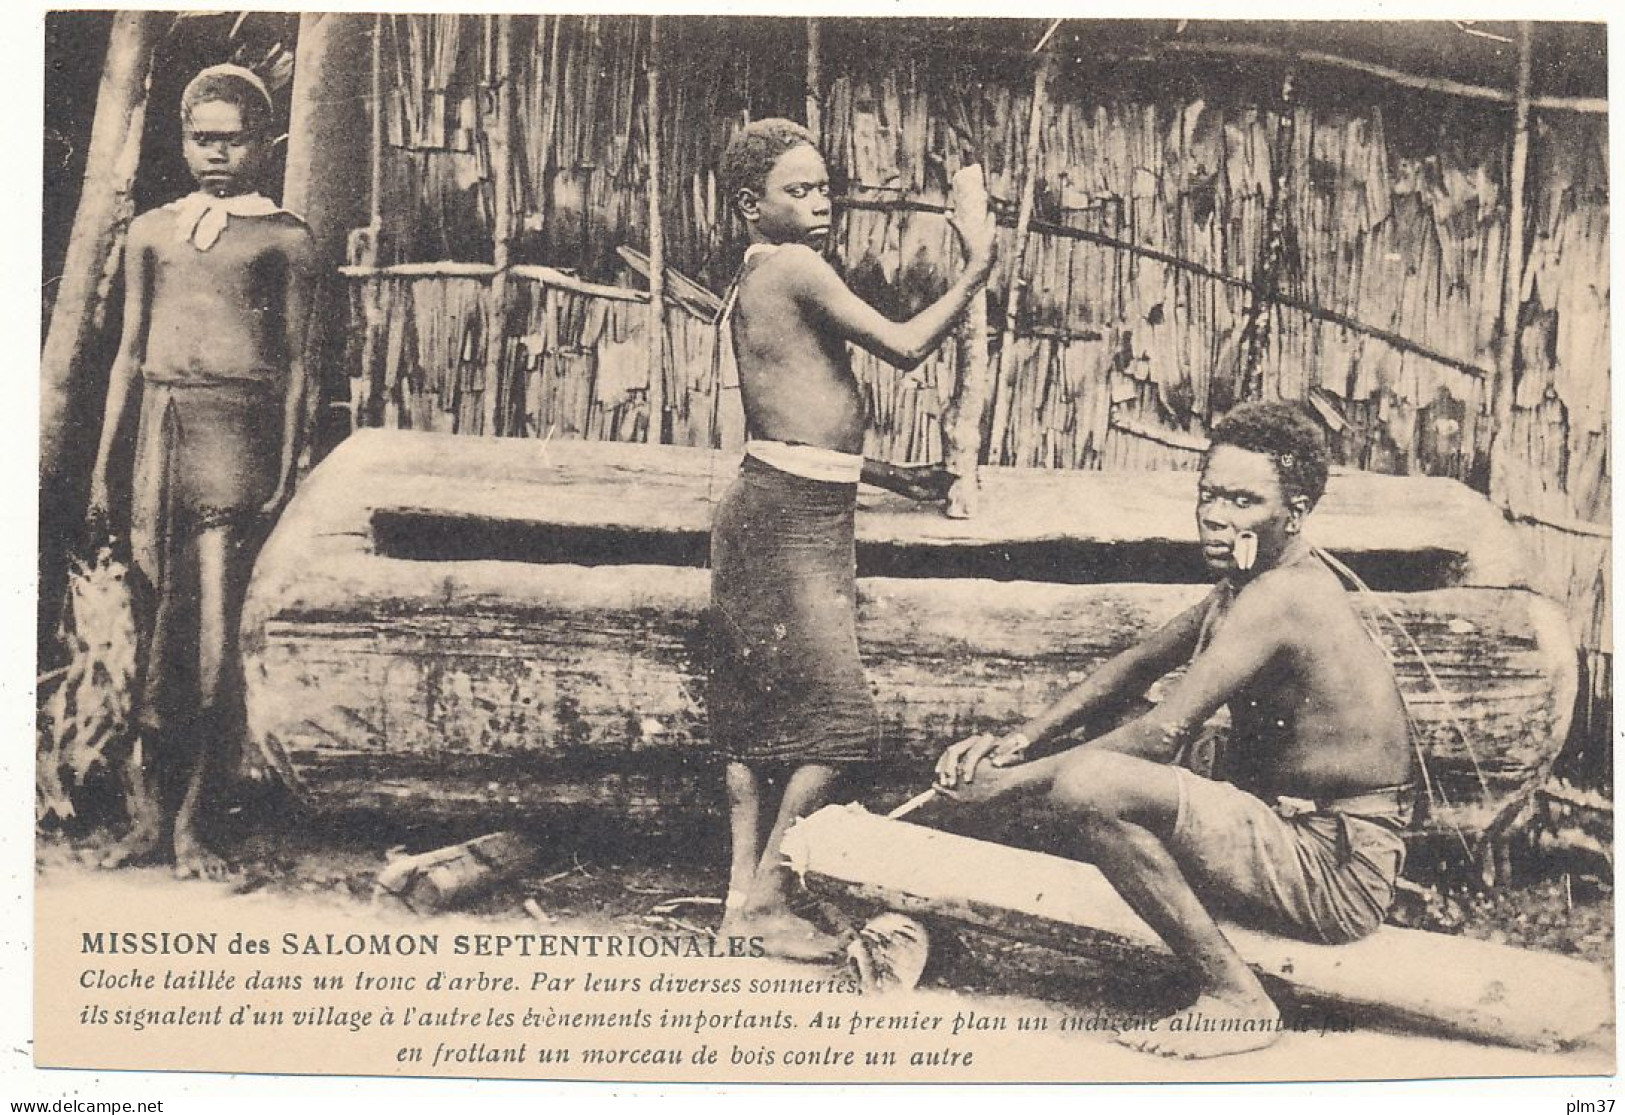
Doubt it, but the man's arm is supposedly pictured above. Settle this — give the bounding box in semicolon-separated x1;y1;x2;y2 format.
782;224;994;372
261;225;317;517
936;596;1211;787
87;221;153;528
1081;578;1294;763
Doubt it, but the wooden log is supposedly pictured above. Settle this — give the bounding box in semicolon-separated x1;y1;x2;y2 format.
942;165;992;519
245;565;1573;839
241;432;1570;839
262;431;1526;584
375;831;539;911
781;805;1613;1051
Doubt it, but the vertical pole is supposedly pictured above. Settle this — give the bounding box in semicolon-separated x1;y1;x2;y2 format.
40;10;162;493
284;14;374;460
1489;22;1533;506
644;16;667;444
369;13;385;239
943;165;991;518
482;13;515;436
805;19;822;142
986;45;1053;466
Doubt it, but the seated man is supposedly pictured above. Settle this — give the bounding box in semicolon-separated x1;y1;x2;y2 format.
933;402;1413;1059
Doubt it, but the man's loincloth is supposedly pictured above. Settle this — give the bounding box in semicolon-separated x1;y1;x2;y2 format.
1166;767;1409;944
708;454;881;765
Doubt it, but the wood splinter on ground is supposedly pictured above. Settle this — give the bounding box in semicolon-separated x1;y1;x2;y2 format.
374;831;539;912
941;164;992;520
781;804;1613;1052
847;912;931;993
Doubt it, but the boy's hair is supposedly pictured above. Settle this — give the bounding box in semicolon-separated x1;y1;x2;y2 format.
720;118;817;203
1208;402;1330;509
181;64;274;134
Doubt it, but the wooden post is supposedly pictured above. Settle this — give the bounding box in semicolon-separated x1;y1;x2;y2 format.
1489;22;1533;507
285;15;373;241
644;16;667;445
284;14;374;458
367;13;385;255
39;10;162;493
805;18;822;142
481;13;516;437
943;165;991;519
986;45;1053;466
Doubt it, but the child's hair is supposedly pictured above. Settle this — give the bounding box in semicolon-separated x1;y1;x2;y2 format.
181;64;274;134
720;118;817;203
1208;401;1330;509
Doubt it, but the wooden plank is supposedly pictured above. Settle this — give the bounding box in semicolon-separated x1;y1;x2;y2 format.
781;805;1613;1051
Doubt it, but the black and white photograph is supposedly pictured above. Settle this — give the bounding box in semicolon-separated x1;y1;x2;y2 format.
19;6;1616;1098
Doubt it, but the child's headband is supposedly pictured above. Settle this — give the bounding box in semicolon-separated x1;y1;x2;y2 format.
181;64;274;120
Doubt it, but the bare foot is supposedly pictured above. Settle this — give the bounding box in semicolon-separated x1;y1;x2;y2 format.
1114;993;1282;1060
97;822;166;869
736;910;845;962
173;833;241;882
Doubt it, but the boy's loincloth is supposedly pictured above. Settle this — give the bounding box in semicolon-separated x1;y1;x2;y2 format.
130;369;281;730
1166;767;1409;945
708;454;881;765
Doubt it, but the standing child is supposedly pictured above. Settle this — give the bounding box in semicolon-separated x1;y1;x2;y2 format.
87;64;314;878
711;119;994;957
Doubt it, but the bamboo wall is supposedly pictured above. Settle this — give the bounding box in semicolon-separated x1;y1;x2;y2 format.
342;15;1609;757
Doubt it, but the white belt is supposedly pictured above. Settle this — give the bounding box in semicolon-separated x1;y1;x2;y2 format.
745;440;864;484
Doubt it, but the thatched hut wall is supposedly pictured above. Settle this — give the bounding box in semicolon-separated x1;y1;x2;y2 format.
340;16;1608;753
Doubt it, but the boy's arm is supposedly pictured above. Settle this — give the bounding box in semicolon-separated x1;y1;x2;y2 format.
936;596;1210;787
786;219;995;371
262;226;317;516
1079;579;1293;763
87;221;153;528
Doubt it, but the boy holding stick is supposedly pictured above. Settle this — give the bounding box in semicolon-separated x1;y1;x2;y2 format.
710;119;994;958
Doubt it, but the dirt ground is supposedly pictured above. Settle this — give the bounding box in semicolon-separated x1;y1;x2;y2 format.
32;791;1616;1083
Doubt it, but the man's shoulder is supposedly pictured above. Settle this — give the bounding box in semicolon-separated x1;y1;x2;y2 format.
1233;559;1345;621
